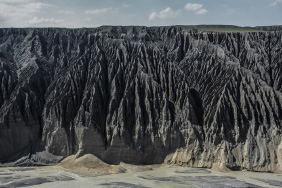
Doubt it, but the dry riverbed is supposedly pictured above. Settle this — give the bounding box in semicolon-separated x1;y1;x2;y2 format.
0;161;281;187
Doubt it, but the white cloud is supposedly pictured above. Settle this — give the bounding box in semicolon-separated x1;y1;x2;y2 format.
195;9;208;15
59;10;75;15
27;17;63;25
24;2;50;9
270;0;282;6
0;0;30;3
184;3;208;15
0;2;49;17
185;3;203;11
85;7;113;15
149;7;180;21
0;0;53;27
149;12;158;21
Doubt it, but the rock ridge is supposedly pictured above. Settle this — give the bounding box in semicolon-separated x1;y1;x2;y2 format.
0;26;281;172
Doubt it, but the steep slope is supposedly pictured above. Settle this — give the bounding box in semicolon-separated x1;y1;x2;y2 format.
0;26;281;172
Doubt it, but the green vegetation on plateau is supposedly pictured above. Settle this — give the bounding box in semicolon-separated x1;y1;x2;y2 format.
97;25;282;33
179;25;264;33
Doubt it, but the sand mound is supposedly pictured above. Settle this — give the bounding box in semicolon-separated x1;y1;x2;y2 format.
211;163;231;172
60;154;125;176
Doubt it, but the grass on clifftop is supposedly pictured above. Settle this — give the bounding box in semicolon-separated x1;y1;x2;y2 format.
179;25;264;33
97;25;265;33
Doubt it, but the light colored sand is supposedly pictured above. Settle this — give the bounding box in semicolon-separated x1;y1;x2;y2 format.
60;154;161;176
60;154;125;176
0;162;281;188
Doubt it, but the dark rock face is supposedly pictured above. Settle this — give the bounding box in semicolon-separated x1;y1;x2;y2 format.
0;26;282;172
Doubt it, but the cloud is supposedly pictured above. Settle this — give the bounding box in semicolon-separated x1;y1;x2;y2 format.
195;9;208;15
149;7;180;21
24;2;50;9
184;3;208;15
27;17;63;26
0;0;53;27
59;10;74;15
0;0;30;3
270;0;282;6
184;3;203;11
85;7;113;15
0;2;49;16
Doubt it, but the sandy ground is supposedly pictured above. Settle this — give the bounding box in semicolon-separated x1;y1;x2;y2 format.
60;154;160;177
0;157;282;188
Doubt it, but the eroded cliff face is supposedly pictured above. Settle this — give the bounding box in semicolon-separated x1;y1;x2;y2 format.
0;26;282;172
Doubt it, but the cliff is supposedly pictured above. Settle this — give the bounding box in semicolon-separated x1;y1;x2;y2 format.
0;26;282;172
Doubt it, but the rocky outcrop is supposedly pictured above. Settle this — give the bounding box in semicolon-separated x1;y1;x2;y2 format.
0;26;281;172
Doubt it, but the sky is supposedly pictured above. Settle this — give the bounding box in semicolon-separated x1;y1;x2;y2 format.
0;0;281;28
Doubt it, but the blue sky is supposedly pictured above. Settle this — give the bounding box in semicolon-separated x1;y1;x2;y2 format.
0;0;281;27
